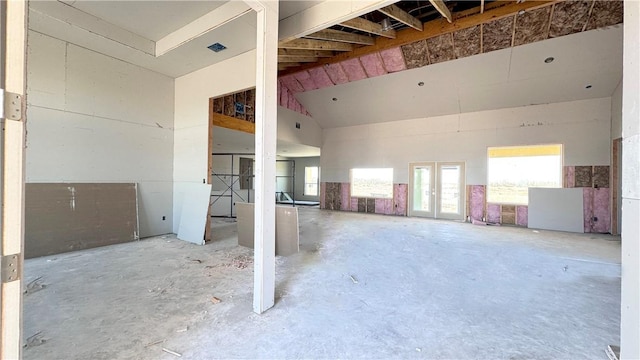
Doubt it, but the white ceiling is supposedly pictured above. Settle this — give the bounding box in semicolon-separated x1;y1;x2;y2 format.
28;0;323;78
60;1;226;41
296;25;624;129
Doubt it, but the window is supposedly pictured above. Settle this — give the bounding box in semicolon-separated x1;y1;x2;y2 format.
304;166;319;196
487;144;563;205
350;168;393;198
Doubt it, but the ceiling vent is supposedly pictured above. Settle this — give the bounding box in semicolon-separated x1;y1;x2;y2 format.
208;43;227;52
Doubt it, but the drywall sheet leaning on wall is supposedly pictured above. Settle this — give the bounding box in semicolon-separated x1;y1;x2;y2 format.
528;188;584;233
236;202;299;256
25;183;139;258
177;183;213;245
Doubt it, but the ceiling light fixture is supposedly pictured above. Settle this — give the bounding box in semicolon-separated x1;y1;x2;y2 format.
381;18;392;32
332;97;338;101
585;85;592;89
208;42;227;52
418;81;425;87
544;56;554;63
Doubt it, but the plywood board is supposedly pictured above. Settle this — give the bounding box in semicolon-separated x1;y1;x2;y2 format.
177;183;212;245
483;16;514;53
593;165;610;188
528;188;584;233
426;33;455;64
575;166;593;187
548;1;592;38
453;25;481;59
236;202;254;248
586;0;623;31
514;7;551;46
25;183;139;258
401;40;429;69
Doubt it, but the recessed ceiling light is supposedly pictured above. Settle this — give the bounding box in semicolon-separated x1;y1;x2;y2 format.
544;57;554;63
585;85;592;89
332;97;338;101
207;42;227;52
418;81;425;86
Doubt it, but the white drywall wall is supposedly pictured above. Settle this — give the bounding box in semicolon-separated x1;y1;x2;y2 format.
25;31;174;237
291;156;320;201
173;50;322;231
528;188;584;233
621;1;640;357
321;98;612;185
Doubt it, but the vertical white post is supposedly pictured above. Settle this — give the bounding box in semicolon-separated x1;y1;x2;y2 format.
1;0;27;358
621;1;640;358
245;0;278;314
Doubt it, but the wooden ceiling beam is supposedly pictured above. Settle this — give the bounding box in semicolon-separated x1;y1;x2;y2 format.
278;38;354;51
279;0;558;76
305;29;376;45
429;0;453;23
278;49;334;58
378;4;423;31
279;63;301;71
339;17;397;39
278;56;319;63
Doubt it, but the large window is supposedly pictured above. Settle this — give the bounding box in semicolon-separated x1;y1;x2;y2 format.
487;144;562;205
350;168;393;199
304;166;319;196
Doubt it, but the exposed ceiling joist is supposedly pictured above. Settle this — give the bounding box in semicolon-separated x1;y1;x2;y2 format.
279;0;558;76
279;38;354;51
278;49;334;57
340;17;396;39
279;63;301;71
305;29;376;45
278;56;319;63
429;0;453;23
378;4;423;31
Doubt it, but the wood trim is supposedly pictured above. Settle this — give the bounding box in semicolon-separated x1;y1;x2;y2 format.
279;0;557;76
278;38;354;51
211;112;256;134
278;48;334;57
340;17;396;38
305;29;375;45
429;0;453;23
378;4;423;31
278;56;318;63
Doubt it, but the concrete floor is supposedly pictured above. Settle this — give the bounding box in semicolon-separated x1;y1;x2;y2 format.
23;208;621;359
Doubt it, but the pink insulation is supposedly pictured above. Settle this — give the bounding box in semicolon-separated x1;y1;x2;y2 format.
469;185;485;221
339;58;367;82
359;53;387;78
293;71;317;91
375;198;393;215
308;67;334;89
380;47;407;73
516;206;528;227
324;63;349;85
341;183;351;211
279;74;305;93
289;94;300;113
279;85;289;108
393;184;408;216
564;166;575;188
487;204;501;223
320;182;326;209
351;198;359;212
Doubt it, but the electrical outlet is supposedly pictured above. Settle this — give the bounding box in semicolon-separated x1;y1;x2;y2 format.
162;216;166;221
593;216;598;222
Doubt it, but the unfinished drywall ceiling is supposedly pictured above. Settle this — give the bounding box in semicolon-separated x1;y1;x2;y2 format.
296;26;622;128
212;126;320;158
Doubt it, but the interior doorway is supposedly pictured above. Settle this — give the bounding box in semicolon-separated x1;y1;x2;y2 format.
408;162;466;220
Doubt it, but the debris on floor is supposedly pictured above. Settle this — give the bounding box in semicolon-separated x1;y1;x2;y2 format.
211;297;221;304
162;347;182;357
349;275;359;284
145;339;165;348
23;331;46;348
176;327;188;333
24;276;47;295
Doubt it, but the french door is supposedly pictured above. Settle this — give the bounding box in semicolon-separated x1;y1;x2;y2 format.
409;162;465;220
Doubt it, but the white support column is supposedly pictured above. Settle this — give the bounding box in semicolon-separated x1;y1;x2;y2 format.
1;0;27;358
244;0;279;314
621;1;640;359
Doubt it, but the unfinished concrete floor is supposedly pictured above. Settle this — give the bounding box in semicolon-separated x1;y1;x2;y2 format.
23;208;620;359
